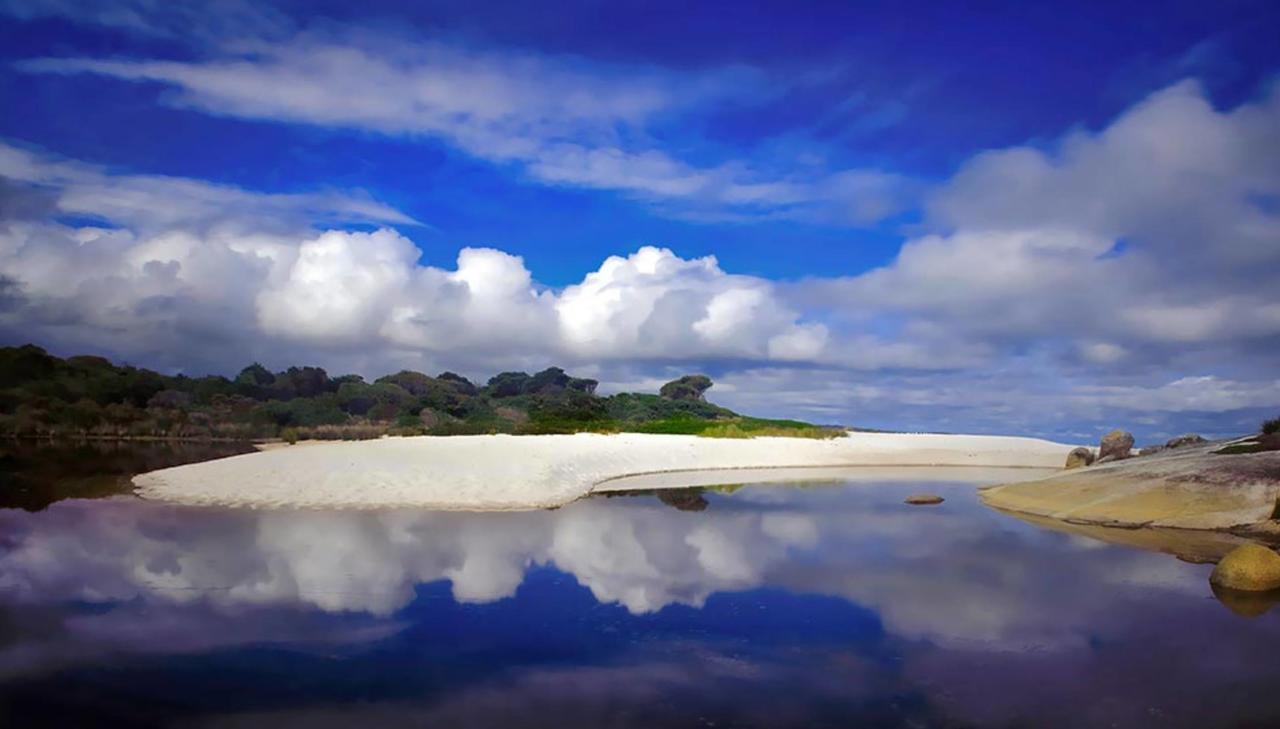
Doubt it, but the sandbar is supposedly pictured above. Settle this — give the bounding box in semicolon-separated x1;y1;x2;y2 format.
133;432;1074;510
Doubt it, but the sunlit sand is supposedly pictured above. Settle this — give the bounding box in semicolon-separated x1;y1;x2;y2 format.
132;432;1074;510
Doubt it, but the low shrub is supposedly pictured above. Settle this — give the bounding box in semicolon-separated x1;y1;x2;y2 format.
1263;417;1280;435
699;422;844;440
625;416;842;439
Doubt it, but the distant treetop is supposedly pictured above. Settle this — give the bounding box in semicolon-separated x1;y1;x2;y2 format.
660;375;713;402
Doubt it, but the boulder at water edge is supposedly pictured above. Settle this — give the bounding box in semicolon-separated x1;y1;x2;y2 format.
1210;543;1280;592
1065;447;1095;469
1099;429;1135;461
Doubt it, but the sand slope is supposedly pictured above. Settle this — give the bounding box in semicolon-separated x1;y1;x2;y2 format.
132;432;1074;510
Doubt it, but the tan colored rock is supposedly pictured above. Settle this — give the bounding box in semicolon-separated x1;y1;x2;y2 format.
1065;447;1095;469
905;493;944;505
1099;429;1134;461
1209;543;1280;592
1166;434;1206;449
980;448;1280;531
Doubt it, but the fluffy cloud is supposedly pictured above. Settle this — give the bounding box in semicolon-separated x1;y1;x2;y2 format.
2;77;1279;438
821;81;1280;359
557;246;826;361
777;80;1279;434
0;142;826;377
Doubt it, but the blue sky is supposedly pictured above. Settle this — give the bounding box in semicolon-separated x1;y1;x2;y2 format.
1;0;1278;441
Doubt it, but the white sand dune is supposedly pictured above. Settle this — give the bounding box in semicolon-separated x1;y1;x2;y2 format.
132;432;1074;510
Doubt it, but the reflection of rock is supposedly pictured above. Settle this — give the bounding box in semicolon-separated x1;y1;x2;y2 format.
1210;543;1280;592
1065;447;1094;469
985;507;1253;563
657;488;709;512
1099;429;1134;461
1210;582;1280;618
904;494;944;505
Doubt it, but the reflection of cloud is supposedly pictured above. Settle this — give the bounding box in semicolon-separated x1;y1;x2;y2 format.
0;474;1234;679
0;495;803;618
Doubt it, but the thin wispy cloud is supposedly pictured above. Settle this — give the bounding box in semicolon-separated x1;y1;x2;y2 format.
18;30;914;225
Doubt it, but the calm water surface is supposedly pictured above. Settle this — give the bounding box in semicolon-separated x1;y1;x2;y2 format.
2;447;1278;728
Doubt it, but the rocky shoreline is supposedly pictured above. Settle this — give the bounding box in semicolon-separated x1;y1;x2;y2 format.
981;424;1280;594
981;437;1280;532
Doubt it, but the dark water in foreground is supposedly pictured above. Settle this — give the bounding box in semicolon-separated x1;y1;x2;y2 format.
1;451;1279;728
0;440;255;511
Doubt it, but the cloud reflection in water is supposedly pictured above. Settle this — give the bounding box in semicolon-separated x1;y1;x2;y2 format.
2;474;1279;727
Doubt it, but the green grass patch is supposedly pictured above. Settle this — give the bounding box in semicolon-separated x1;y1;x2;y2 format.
623;415;842;439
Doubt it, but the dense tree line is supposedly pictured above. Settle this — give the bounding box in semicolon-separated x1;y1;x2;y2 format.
0;344;774;442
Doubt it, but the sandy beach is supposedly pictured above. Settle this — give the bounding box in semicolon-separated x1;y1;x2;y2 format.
132;432;1075;510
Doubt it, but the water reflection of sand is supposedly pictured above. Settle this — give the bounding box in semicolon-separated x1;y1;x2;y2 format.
133;432;1073;510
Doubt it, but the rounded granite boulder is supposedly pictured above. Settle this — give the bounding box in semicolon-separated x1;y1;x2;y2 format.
1099;429;1135;461
1065;447;1095;469
1210;543;1280;592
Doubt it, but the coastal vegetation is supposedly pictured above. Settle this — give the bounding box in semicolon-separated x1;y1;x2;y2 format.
1214;418;1280;455
0;344;841;442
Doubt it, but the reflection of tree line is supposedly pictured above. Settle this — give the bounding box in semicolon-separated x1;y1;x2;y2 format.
604;486;723;512
0;440;253;511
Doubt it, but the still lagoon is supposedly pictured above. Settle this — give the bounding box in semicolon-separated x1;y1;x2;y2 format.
1;443;1277;728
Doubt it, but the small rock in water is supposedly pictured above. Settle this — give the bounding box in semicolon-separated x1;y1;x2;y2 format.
1065;447;1095;469
1210;543;1280;592
1165;433;1206;449
1099;429;1135;461
904;494;944;505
